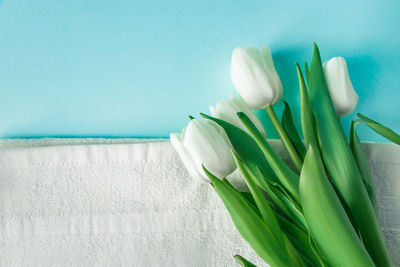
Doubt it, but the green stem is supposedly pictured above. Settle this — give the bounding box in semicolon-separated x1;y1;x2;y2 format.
266;106;303;172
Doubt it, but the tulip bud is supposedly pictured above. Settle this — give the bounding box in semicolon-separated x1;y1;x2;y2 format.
170;128;206;183
210;95;266;137
323;57;358;117
170;119;236;182
230;45;283;109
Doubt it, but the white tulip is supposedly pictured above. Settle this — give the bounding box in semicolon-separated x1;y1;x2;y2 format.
170;128;206;183
210;95;266;137
230;45;283;109
323;57;358;117
170;119;236;182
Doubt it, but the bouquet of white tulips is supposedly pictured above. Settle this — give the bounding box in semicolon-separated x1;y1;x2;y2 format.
171;43;399;267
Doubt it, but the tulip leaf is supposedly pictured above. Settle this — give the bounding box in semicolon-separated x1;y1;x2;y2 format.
255;166;306;229
237;111;300;203
357;113;400;145
283;235;306;267
300;145;375;267
304;61;310;86
267;183;307;231
255;167;307;231
234;255;257;267
309;43;391;266
308;234;328;267
296;63;317;149
281;101;306;161
275;212;322;267
240;191;259;210
350;121;378;213
232;151;284;247
203;166;292;266
200;113;279;190
234;152;304;267
223;180;262;218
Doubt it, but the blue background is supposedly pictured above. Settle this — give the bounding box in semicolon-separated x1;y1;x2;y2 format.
0;0;399;141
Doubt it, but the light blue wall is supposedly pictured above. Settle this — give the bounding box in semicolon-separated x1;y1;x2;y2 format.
0;0;399;141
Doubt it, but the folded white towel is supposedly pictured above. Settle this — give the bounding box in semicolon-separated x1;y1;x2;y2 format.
0;138;398;266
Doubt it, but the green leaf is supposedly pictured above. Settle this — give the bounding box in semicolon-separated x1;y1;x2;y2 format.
283;235;305;267
300;145;375;267
275;213;322;267
269;185;307;231
232;152;284;247
309;43;391;266
282;101;306;160
304;61;310;86
223;180;262;219
357;113;400;145
234;152;304;267
350;121;378;213
255;167;308;231
234;255;257;267
203;166;292;266
296;63;317;148
200;113;278;190
308;234;328;267
237;112;300;203
240;191;259;211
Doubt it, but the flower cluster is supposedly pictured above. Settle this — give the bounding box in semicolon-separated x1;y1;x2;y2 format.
170;44;399;267
171;45;357;182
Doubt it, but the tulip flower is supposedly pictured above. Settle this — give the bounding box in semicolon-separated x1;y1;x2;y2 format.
231;46;303;171
230;45;283;109
170;128;206;183
210;95;266;137
323;57;358;117
170;118;236;182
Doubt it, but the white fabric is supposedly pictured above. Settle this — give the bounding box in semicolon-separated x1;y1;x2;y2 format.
0;138;398;266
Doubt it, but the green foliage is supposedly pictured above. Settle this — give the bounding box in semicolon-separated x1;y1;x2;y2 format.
234;255;258;267
237;111;300;203
308;43;391;266
300;146;375;266
350;120;378;213
357;113;400;145
296;63;317;149
282;100;306;160
200;113;279;190
203;166;293;266
196;43;397;266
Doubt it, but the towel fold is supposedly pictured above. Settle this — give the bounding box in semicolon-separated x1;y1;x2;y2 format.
0;138;399;266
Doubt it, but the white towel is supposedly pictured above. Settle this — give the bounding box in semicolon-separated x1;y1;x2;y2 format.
0;138;398;266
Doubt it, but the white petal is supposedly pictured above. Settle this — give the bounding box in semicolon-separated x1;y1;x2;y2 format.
260;46;283;105
231;96;267;137
170;132;208;183
209;105;217;117
231;46;283;109
204;119;233;150
215;97;245;130
184;119;236;179
260;45;275;72
221;96;267;137
323;57;358;117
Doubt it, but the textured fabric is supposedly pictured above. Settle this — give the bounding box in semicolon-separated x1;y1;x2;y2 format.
0;138;398;266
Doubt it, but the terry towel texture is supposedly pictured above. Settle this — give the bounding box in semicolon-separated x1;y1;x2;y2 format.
0;138;399;266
